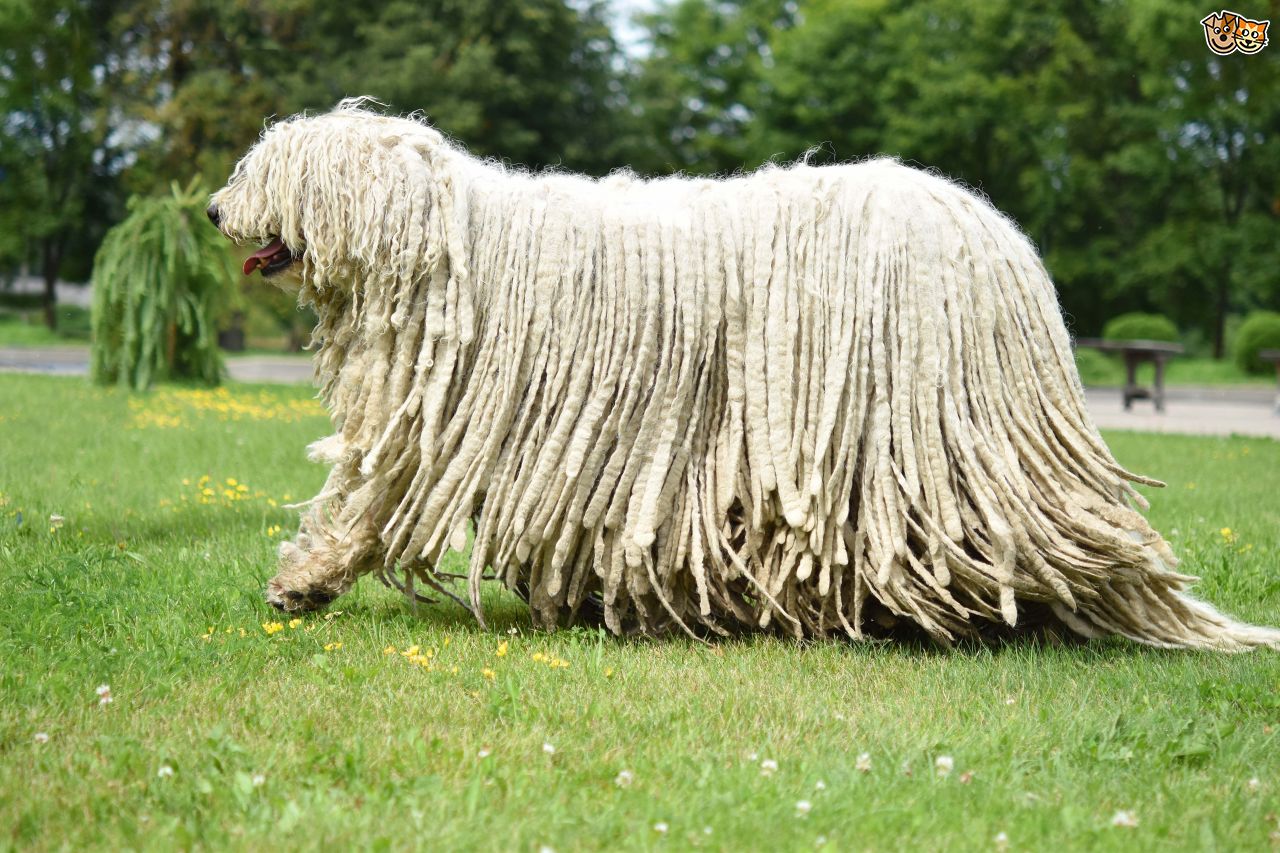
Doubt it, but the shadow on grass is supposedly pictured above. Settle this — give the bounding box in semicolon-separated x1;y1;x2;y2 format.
322;578;1183;664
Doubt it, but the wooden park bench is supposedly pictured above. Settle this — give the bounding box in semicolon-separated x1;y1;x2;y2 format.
1074;338;1184;413
1261;349;1280;414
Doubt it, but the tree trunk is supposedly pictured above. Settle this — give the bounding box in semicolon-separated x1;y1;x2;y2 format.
1212;271;1229;360
41;239;60;331
166;321;178;373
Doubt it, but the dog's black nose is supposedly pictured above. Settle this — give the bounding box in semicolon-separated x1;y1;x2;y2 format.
206;204;221;227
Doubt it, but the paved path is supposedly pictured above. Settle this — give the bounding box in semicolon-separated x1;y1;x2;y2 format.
1083;387;1278;439
2;345;1277;439
0;345;314;384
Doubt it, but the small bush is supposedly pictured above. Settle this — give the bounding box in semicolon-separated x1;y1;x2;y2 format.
1073;348;1121;385
1233;311;1280;374
1102;312;1179;343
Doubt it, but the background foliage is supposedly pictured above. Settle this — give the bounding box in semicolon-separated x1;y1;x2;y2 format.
2;0;1278;347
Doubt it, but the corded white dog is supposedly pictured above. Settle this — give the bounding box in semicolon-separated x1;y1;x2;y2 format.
209;101;1278;650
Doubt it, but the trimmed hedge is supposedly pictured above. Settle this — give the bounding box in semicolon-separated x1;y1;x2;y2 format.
1233;311;1280;374
1102;312;1179;343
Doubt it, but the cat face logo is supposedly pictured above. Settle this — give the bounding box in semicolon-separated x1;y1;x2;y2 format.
1234;15;1269;52
1202;10;1269;54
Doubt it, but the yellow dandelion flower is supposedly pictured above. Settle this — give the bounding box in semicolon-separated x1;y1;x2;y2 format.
443;637;451;647
450;666;459;674
532;652;545;662
496;640;509;658
288;618;302;629
324;642;343;651
383;645;397;655
226;478;238;486
403;645;420;657
262;622;284;635
604;667;615;678
482;668;496;680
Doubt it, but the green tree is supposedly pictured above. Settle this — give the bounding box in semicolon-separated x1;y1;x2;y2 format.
626;0;796;174
111;0;629;188
633;0;1280;351
0;0;123;328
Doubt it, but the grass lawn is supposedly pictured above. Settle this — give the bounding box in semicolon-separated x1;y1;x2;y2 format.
2;373;1278;851
0;308;92;348
1073;350;1273;388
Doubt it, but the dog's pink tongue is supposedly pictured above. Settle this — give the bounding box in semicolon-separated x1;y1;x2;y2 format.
242;238;285;276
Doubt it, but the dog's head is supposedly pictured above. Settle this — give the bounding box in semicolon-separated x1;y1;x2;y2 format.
208;100;446;289
1201;12;1239;54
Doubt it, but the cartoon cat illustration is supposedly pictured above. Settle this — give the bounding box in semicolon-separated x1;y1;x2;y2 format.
1233;15;1269;53
1202;11;1239;54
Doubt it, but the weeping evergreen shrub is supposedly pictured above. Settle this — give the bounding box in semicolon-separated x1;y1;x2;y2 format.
91;181;234;390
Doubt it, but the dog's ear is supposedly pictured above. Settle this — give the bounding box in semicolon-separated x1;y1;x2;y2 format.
294;124;441;289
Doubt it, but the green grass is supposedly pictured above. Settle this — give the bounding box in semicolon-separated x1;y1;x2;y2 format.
0;307;93;346
2;373;1278;851
1074;350;1273;388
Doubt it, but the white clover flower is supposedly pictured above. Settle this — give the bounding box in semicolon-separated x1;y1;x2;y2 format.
34;732;49;744
252;773;266;787
542;742;555;755
934;755;954;778
478;748;491;759
855;752;872;773
653;822;668;834
814;779;826;791
1110;810;1138;828
994;831;1009;850
1247;777;1261;792
614;770;634;788
795;799;812;817
760;758;778;776
156;765;174;779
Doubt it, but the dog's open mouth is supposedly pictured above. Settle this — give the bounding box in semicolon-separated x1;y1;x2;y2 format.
242;237;299;277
